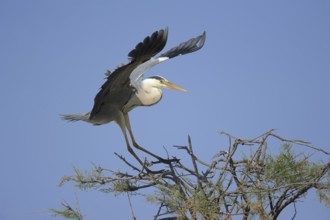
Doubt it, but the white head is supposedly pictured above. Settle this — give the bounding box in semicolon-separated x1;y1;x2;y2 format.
136;76;186;106
145;76;186;91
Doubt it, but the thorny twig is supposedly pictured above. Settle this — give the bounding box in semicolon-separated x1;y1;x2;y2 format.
58;129;330;219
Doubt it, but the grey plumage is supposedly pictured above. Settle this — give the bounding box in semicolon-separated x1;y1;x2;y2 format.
61;113;91;123
61;28;206;164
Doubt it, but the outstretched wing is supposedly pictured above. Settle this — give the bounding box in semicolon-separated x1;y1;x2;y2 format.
90;28;168;118
128;28;168;62
90;29;206;119
159;31;206;59
129;31;206;89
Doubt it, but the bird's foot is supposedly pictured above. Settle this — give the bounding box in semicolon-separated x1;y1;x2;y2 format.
138;159;166;174
151;157;180;165
145;168;166;174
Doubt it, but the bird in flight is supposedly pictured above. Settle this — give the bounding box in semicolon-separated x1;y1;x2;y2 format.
61;28;206;165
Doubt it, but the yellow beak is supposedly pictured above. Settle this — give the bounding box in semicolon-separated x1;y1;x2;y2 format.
162;81;187;92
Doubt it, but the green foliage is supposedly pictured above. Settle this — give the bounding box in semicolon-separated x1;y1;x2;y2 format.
317;188;330;207
106;180;137;195
265;144;322;187
149;184;187;218
148;184;221;219
316;162;330;207
59;166;106;191
53;131;330;219
50;201;83;220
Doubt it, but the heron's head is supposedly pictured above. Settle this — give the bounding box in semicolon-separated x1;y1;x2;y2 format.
147;76;186;92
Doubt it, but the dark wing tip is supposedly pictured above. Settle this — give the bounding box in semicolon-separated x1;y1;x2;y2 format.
159;31;206;59
128;28;168;61
200;31;206;48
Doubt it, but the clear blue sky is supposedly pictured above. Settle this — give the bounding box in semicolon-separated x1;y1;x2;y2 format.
1;0;329;219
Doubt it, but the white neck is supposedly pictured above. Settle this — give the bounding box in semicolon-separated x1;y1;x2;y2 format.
136;79;163;106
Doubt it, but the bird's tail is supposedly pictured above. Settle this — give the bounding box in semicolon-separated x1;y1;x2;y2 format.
60;112;91;123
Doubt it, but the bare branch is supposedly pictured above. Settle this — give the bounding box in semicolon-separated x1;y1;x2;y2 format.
55;130;330;220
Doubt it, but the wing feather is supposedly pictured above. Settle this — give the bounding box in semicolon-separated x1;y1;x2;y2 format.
90;29;206;119
128;28;168;62
90;28;169;118
159;31;206;59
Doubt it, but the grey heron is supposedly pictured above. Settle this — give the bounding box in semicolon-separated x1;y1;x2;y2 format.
61;28;206;164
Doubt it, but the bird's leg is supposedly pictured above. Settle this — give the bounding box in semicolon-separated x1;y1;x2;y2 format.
117;113;163;174
116;116;146;166
124;113;179;164
119;125;166;174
